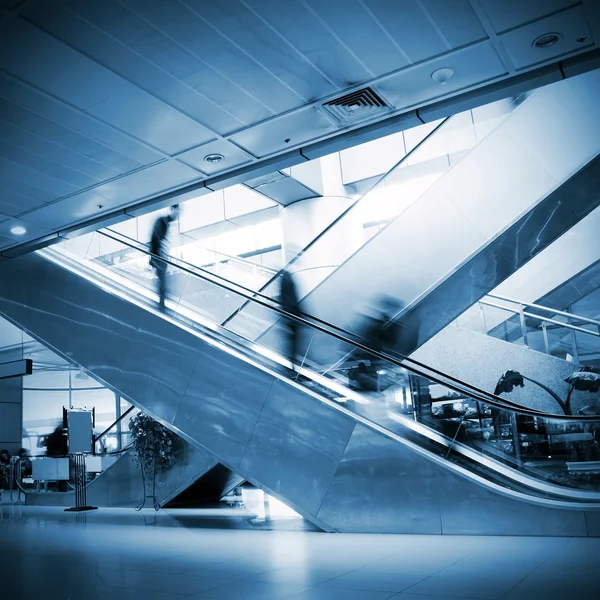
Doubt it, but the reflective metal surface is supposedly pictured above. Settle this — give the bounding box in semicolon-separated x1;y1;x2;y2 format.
239;379;356;515
1;252;600;534
317;422;591;536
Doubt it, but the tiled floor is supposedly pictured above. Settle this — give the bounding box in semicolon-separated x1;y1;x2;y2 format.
1;505;599;599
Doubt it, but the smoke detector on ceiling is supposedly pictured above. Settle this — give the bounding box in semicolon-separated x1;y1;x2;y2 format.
319;87;392;126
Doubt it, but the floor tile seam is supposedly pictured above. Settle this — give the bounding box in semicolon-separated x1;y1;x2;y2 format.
496;557;557;600
394;552;476;595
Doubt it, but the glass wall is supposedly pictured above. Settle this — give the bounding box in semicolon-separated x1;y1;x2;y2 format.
14;333;129;456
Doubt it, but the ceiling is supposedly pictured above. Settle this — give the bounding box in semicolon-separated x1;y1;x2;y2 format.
0;0;599;256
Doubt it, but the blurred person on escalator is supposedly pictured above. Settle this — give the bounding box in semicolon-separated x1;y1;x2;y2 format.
349;296;418;392
150;204;180;312
279;268;301;370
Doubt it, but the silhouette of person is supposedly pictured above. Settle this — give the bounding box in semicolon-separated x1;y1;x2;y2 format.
0;449;11;490
45;425;67;458
279;269;301;369
150;205;180;311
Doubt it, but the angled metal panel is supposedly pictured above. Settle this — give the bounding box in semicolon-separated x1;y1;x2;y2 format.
0;252;598;534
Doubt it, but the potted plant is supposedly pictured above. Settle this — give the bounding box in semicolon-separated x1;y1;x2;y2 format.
494;366;600;416
129;412;180;510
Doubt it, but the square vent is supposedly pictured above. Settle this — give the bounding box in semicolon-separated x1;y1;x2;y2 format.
319;87;392;126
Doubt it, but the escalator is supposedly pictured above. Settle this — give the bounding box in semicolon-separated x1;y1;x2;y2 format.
1;232;599;535
221;69;600;358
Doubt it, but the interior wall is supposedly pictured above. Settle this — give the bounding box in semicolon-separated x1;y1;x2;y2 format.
0;320;24;455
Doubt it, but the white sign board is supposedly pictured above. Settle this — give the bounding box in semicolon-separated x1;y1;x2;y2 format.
32;458;70;481
67;409;93;454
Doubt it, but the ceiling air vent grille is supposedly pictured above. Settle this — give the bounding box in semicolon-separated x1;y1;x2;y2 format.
320;87;391;126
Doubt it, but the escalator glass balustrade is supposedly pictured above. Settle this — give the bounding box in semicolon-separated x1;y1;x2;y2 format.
45;230;600;499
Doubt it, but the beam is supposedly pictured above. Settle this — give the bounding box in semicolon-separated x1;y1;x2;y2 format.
0;359;33;379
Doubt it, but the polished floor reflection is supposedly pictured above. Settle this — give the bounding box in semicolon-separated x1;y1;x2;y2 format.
1;506;598;599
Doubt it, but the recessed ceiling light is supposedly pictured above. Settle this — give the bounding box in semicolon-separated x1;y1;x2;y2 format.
10;225;26;235
533;33;561;48
204;153;224;164
431;68;454;85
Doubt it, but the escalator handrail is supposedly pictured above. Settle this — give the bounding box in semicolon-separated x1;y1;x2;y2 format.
105;227;599;419
485;293;600;328
93;405;136;448
59;230;599;423
12;448;134;497
480;299;600;338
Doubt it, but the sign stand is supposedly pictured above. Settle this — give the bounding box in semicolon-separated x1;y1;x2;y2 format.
65;453;97;512
64;407;98;513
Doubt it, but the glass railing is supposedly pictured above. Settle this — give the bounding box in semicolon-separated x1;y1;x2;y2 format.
45;231;600;499
470;293;600;367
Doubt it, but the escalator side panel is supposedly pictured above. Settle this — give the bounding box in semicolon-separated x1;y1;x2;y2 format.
317;422;589;536
399;154;600;352
0;253;354;527
1;254;599;535
168;339;277;466
237;378;357;515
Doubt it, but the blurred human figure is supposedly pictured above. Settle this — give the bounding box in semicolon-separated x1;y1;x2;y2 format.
349;296;414;393
0;448;11;490
18;448;32;479
279;269;301;369
150;204;180;312
45;425;67;458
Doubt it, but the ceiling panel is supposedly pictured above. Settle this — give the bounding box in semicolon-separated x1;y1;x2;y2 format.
0;191;46;216
0;119;123;181
376;41;507;111
362;0;451;62
245;0;373;87
177;140;255;175
182;0;338;102
85;87;216;155
22;2;244;136
19;190;128;231
299;0;411;77
0;72;162;167
0;0;598;253
0;96;143;174
0;141;102;190
229;106;338;158
0;235;16;249
421;1;488;48
0;176;55;205
0;157;78;198
480;0;579;34
0;18;130;111
498;6;594;70
121;0;304;114
90;161;203;204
